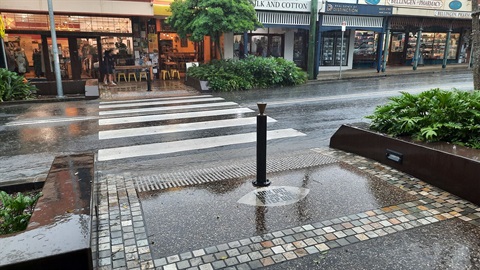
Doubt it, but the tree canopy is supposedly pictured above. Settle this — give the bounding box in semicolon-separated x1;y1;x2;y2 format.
167;0;262;59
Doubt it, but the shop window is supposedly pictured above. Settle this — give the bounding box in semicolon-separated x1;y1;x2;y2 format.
1;12;132;33
233;35;245;60
248;34;284;58
353;31;378;67
407;32;460;60
321;31;349;66
390;33;405;53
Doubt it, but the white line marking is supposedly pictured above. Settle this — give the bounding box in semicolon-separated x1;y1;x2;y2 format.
5;116;99;126
99;95;212;105
97;129;305;161
99;117;277;140
98;102;239;116
99;107;254;125
99;97;224;109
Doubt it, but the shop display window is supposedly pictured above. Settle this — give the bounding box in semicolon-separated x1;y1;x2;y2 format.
407;32;459;60
321;31;349;66
353;31;378;66
390;33;405;53
248;34;284;58
233;35;245;60
1;12;132;33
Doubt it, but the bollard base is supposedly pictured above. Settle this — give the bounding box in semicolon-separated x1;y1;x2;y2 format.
252;179;271;187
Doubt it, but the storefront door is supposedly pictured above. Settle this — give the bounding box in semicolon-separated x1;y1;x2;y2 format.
293;30;307;70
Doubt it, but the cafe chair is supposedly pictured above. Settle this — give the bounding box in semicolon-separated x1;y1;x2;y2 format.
139;71;148;81
128;72;137;82
160;70;170;80
117;72;127;82
170;69;180;79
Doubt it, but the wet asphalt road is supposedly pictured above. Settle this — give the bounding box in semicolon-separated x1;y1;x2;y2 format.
0;71;474;185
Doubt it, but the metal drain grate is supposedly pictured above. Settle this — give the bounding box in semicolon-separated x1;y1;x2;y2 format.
134;151;338;192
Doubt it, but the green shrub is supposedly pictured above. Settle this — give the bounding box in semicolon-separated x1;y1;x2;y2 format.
187;55;307;91
0;191;42;235
0;68;37;102
366;88;480;149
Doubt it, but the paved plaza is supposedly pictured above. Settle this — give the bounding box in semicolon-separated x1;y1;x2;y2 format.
92;147;480;270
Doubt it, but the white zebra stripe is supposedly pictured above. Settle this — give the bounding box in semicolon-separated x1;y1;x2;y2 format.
99;97;224;109
99;117;277;140
97;129;305;161
99;95;212;105
99;107;254;125
99;102;239;116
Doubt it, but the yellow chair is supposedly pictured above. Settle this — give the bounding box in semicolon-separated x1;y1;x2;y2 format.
117;72;127;82
128;72;137;82
160;70;170;80
170;69;180;79
139;71;148;81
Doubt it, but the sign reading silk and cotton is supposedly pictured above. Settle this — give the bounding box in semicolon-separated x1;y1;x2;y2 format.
387;0;444;9
255;0;311;12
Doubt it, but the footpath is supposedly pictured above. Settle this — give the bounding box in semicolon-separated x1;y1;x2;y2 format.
315;63;471;82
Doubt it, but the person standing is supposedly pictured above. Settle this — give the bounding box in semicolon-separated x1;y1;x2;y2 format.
33;49;42;78
15;48;27;75
102;49;116;85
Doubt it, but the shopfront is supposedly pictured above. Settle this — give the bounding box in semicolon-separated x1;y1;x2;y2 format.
388;16;471;66
225;0;316;70
319;2;392;71
1;12;138;80
155;19;199;75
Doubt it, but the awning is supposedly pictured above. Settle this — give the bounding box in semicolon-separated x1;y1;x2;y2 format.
153;0;173;16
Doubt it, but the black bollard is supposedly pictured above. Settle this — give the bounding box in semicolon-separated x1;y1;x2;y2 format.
146;70;152;91
253;102;271;187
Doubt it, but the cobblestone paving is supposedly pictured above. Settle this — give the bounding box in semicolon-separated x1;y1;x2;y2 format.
92;148;480;270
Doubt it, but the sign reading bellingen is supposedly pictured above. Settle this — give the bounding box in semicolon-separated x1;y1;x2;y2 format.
255;0;311;12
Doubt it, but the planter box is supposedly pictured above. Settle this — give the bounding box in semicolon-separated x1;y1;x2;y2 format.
330;123;480;206
0;154;95;270
185;76;211;92
31;80;87;96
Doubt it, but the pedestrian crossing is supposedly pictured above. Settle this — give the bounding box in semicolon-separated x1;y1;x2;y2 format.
97;95;306;162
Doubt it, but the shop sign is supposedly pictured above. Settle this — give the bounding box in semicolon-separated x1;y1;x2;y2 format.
325;2;393;15
386;0;444;9
434;10;471;17
254;0;311;12
153;5;172;16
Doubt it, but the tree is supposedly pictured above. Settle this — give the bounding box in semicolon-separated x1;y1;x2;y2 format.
473;0;480;90
167;0;262;59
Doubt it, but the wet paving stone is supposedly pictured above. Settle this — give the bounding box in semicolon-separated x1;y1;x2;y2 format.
93;148;480;270
263;218;480;270
140;161;417;258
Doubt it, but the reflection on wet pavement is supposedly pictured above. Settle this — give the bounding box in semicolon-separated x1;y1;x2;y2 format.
140;162;416;258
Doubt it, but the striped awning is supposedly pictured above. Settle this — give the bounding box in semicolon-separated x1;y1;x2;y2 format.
153;0;173;16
